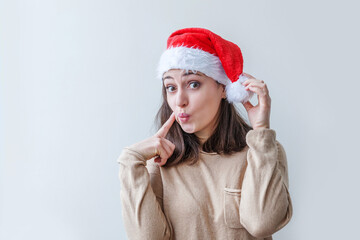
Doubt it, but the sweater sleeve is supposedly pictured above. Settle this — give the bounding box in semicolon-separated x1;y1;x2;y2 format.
117;147;172;240
146;157;165;211
239;129;293;238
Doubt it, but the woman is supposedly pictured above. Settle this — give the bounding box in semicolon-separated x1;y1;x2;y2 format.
117;28;293;240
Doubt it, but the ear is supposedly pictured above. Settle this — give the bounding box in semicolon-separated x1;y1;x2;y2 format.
221;85;226;99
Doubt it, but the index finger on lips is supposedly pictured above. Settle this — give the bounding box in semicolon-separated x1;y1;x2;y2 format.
156;112;176;138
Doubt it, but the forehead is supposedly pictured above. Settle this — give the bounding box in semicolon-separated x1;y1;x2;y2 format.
162;69;205;81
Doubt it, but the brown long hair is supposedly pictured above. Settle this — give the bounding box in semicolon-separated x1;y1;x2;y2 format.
155;82;253;168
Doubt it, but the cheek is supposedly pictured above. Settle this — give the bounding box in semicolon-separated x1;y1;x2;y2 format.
166;97;179;123
167;97;176;111
194;92;221;120
201;101;219;121
194;90;219;110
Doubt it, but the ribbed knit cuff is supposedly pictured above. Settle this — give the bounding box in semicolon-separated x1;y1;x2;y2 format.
246;128;277;152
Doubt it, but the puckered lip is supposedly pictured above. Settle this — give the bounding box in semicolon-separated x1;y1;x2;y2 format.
178;113;190;118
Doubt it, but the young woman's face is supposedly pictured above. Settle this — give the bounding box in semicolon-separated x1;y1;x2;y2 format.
163;69;226;143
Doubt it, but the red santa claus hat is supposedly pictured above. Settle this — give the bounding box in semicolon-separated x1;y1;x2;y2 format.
157;27;254;103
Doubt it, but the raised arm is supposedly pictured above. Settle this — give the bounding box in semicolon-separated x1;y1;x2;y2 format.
117;112;176;240
117;147;172;239
239;128;293;238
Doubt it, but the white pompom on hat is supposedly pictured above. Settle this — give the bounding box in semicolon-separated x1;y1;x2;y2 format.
157;27;254;104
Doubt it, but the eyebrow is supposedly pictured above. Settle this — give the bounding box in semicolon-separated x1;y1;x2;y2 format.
162;71;203;81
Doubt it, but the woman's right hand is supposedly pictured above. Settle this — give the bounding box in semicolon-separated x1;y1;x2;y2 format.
127;112;176;166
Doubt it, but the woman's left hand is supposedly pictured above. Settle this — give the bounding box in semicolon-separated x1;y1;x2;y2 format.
241;73;271;130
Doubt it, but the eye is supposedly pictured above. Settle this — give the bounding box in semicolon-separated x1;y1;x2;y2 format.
165;85;176;93
189;81;200;89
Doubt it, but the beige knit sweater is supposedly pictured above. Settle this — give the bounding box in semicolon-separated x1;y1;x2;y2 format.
117;128;293;239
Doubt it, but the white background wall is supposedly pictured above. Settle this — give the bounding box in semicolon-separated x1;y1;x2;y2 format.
1;0;359;239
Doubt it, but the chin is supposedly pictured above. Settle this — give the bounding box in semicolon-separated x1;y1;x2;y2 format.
179;124;196;134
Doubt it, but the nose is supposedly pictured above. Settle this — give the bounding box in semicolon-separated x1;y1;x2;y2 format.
175;88;188;108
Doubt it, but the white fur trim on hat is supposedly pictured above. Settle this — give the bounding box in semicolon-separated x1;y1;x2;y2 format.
157;46;231;85
157;46;253;103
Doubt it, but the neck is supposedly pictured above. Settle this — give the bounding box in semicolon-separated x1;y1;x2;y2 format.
197;136;207;146
195;130;211;146
194;110;221;146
